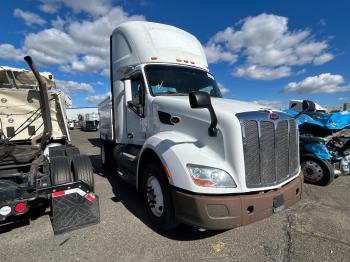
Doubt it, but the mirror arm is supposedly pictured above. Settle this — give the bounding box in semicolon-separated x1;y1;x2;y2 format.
207;105;218;137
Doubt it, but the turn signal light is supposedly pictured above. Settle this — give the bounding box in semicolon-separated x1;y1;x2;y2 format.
15;202;27;213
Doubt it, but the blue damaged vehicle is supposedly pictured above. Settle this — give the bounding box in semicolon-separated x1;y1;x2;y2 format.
286;100;350;186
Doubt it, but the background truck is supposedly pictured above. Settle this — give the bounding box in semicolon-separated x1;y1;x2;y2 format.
286;100;350;186
80;112;99;131
99;21;304;231
0;57;99;234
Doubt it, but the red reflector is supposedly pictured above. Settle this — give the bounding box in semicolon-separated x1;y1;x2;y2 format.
52;191;65;197
85;194;95;202
15;202;27;213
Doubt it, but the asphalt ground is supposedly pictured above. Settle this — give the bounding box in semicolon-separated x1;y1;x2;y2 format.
0;129;350;262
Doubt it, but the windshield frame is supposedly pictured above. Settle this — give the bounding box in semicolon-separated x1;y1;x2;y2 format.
143;64;222;98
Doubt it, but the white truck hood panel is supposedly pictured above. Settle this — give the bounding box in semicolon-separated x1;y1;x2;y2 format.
153;96;270;115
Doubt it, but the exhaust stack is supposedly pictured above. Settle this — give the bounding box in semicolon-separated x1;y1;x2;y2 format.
24;56;52;148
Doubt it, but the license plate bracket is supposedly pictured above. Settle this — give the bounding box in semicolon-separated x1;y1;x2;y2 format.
273;194;285;213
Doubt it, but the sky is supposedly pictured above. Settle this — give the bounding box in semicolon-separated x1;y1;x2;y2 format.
0;0;350;109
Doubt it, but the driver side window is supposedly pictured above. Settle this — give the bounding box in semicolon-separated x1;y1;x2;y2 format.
131;78;142;106
128;74;145;117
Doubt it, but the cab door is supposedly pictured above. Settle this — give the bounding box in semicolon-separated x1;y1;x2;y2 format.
126;73;146;145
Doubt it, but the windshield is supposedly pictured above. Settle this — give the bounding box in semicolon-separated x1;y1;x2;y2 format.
145;65;222;97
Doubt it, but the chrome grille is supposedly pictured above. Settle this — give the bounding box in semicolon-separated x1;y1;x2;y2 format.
239;112;299;188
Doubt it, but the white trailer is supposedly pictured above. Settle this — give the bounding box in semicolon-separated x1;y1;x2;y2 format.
98;96;113;140
100;21;304;230
80;112;99;131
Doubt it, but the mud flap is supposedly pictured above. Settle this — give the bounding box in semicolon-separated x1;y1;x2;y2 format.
51;189;100;234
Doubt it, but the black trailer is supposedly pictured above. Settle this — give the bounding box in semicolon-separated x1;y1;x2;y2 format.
0;57;100;234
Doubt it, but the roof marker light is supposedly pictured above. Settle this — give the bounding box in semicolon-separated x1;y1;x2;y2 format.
176;59;182;62
184;60;189;63
151;57;158;60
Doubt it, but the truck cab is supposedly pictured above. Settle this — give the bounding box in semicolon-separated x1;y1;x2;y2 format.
99;21;303;230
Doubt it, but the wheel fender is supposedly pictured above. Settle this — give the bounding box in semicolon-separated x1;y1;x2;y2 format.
137;131;228;194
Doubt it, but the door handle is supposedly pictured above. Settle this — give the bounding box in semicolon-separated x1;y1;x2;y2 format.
127;133;133;139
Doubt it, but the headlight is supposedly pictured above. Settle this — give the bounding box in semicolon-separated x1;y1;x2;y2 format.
187;164;236;188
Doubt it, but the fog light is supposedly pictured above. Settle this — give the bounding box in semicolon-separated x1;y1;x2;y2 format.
15;202;27;213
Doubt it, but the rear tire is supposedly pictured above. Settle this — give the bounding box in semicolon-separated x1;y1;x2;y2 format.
49;147;65;157
301;154;334;186
72;155;95;192
142;162;178;231
50;156;73;185
65;146;80;164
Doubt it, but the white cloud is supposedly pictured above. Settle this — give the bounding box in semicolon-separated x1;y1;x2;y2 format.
0;6;145;75
234;65;291;80
51;16;66;30
39;1;60;14
0;44;25;60
296;68;307;76
39;0;112;16
14;8;46;26
85;92;111;103
205;13;333;80
62;0;112;16
338;97;350;102
283;73;350;94
56;80;95;93
313;53;334;65
205;42;236;64
252;100;286;110
217;82;230;94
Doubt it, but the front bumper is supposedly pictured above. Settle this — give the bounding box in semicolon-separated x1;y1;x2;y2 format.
171;173;303;230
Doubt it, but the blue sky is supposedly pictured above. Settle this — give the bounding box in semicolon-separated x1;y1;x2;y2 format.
0;0;349;109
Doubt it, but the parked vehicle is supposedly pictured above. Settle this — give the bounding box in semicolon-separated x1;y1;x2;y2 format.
0;57;99;234
80;113;99;131
68;119;75;130
99;21;304;231
286;100;350;186
98;96;112;141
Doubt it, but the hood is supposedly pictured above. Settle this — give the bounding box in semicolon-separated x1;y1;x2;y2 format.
153;96;271;115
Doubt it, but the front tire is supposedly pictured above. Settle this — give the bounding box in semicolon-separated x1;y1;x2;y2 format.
301;154;334;186
101;142;113;169
142;162;178;231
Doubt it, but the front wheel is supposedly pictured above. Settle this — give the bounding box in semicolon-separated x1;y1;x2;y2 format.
301;154;334;186
101;142;113;169
142;162;178;231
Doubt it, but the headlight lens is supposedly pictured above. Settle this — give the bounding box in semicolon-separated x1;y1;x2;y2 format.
187;164;236;188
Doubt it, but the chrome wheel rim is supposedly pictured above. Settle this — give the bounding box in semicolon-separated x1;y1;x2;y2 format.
146;176;164;217
302;160;323;182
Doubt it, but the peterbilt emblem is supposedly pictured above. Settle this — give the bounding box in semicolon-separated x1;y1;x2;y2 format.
270;113;279;121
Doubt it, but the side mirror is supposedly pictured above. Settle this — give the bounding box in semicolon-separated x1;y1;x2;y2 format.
189;91;211;108
302;100;316;113
189;92;218;137
124;79;132;106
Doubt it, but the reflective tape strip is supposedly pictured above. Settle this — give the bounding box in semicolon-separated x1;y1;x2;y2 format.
85;193;95;202
52;188;92;200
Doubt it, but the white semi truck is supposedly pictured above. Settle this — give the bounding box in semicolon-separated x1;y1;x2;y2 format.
99;21;304;230
80;112;99;131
